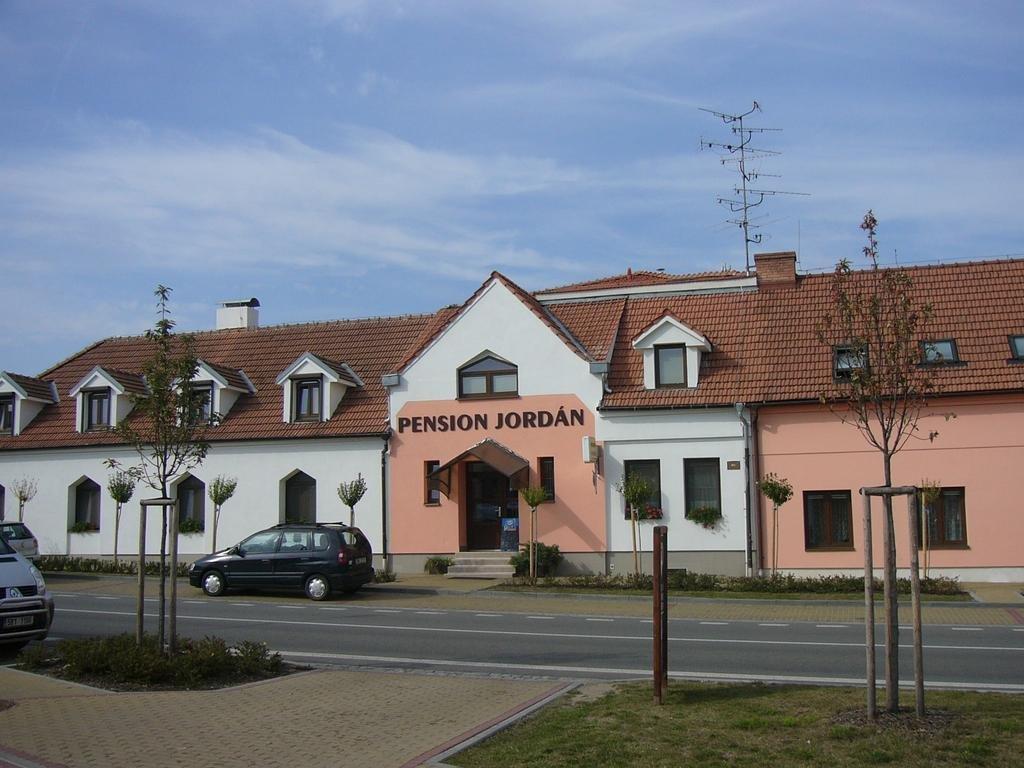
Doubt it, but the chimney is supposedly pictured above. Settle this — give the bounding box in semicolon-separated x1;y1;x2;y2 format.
216;298;260;330
753;251;797;290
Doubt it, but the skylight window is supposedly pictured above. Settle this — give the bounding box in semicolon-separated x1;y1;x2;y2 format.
921;339;959;365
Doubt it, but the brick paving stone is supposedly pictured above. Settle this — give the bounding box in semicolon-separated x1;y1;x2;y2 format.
0;669;559;768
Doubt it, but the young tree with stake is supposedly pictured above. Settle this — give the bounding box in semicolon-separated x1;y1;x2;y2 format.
208;475;237;553
818;211;940;715
337;474;367;527
106;470;137;565
615;472;653;576
12;477;37;522
109;285;212;652
518;485;548;582
759;473;793;577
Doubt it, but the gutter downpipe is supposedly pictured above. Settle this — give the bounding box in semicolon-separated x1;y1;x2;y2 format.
380;434;390;573
735;402;758;577
748;405;762;576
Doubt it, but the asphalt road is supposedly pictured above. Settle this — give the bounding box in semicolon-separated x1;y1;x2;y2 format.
45;589;1024;692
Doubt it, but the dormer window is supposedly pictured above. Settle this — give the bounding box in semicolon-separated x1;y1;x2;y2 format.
834;345;868;379
921;339;959;365
458;355;518;399
654;345;686;388
0;395;12;435
632;313;711;390
293;378;322;421
192;382;214;424
191;360;253;424
84;390;111;431
0;371;58;436
275;353;363;424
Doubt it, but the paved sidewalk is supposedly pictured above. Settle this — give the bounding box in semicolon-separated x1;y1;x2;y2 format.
0;666;570;768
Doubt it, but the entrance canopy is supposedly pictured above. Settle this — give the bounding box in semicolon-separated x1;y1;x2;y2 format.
427;438;531;498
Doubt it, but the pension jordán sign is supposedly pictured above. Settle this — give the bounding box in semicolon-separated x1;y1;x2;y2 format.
398;407;585;434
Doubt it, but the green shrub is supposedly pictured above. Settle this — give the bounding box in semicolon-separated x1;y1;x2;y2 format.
37;556;190;578
178;517;204;534
374;568;397;583
665;571;964;596
510;542;563;577
68;521;97;534
424;556;454;575
23;633;283;688
684;505;723;529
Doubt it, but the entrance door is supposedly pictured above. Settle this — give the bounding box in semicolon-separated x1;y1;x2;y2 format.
465;462;513;550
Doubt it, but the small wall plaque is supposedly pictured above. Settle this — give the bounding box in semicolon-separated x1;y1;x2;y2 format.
726;460;741;470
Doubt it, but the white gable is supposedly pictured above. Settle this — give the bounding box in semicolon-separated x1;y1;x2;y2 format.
389;278;604;419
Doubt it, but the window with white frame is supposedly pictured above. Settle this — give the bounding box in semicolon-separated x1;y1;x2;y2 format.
293;378;322;421
84;390;111;431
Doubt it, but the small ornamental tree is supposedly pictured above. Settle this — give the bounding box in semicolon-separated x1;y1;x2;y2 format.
337;474;367;527
518;485;548;582
817;211;940;715
759;473;793;576
208;475;238;553
107;471;137;564
12;477;37;522
108;285;212;652
615;472;653;576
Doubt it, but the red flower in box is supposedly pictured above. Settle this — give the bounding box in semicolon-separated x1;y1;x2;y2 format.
641;504;663;520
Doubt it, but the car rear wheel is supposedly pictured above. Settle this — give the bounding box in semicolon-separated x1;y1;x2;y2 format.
305;574;331;601
201;570;227;597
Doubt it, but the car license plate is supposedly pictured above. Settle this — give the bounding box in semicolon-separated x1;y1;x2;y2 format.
353;557;367;565
2;616;34;629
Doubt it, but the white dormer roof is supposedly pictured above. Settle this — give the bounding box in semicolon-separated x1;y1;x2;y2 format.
632;313;712;351
274;353;364;388
0;372;58;403
69;366;148;398
275;353;363;424
0;372;58;436
195;359;255;394
631;313;711;390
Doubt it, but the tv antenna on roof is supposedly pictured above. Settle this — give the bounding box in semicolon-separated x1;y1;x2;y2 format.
699;101;807;272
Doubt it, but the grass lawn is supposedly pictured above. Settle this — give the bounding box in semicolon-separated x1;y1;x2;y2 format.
451;682;1024;768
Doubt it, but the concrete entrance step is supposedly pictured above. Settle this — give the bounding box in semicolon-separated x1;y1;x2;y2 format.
446;551;515;579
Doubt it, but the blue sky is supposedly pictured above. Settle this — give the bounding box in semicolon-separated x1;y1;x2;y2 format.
2;1;1022;376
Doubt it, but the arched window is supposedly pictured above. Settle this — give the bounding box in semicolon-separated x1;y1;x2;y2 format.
458;355;518;399
74;478;101;531
285;472;316;524
177;475;206;531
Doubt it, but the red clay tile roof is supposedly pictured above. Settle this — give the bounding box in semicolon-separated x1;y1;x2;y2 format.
546;298;626;362
589;259;1024;409
535;268;746;295
3;259;1022;450
3;372;57;402
198;360;252;392
0;313;441;450
97;368;149;397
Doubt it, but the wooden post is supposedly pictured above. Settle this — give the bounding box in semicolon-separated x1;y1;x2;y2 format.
861;492;876;718
652;525;668;704
907;492;925;717
169;499;180;654
882;499;899;712
136;502;147;645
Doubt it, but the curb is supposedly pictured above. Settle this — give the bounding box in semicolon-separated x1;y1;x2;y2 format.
406;680;578;767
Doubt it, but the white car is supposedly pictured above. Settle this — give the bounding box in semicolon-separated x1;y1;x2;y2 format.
0;522;39;562
0;537;53;650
